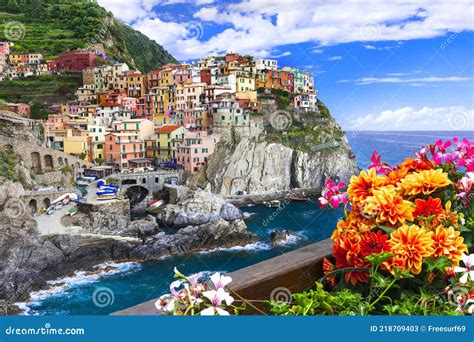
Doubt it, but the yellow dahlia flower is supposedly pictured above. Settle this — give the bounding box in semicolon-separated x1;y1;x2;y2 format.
398;169;451;196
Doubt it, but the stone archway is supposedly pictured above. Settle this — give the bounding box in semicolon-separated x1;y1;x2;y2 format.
58;157;63;166
44;154;54;170
124;185;149;205
64;158;69;166
28;199;38;214
31;152;42;173
43;198;51;208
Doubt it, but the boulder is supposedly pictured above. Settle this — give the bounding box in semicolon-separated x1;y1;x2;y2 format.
270;230;298;247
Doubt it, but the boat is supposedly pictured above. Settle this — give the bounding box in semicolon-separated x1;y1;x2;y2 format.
96;190;117;196
67;207;78;216
46;206;56;215
62;196;70;205
51;193;69;205
289;196;309;201
148;199;164;209
99;185;119;191
55;202;63;210
97;194;117;201
73;198;87;203
96;179;107;188
263;200;281;208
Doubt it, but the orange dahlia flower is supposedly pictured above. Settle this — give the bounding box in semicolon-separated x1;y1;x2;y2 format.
431;201;459;228
331;209;376;240
323;257;336;287
347;168;388;204
363;186;414;226
432;226;467;266
398;169;451;196
389;224;435;274
333;234;368;286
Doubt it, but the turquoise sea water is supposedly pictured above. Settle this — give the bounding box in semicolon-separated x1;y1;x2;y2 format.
22;131;474;315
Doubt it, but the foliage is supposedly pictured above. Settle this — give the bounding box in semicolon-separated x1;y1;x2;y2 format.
317;99;331;118
0;74;82;105
0;0;177;72
0;147;25;184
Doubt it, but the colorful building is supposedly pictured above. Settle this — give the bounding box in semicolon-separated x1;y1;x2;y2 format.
175;131;216;173
105;132;145;169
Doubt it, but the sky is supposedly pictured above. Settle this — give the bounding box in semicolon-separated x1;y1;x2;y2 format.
97;0;474;131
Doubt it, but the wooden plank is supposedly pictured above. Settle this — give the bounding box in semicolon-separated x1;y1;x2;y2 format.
112;239;332;316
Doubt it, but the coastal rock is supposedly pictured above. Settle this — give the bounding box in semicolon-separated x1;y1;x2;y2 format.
219;202;243;221
131;218;258;260
131;219;160;239
270;230;297;247
76;200;131;235
156;190;241;228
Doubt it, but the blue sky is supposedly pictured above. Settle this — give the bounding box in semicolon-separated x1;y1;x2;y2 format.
98;0;474;131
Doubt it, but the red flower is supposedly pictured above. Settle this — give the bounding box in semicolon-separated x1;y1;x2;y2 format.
323;258;336;287
333;235;369;286
413;197;444;220
359;231;390;257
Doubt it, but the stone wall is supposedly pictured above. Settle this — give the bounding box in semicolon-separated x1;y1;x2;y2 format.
0;122;91;177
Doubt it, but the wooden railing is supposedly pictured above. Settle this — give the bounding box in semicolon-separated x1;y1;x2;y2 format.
112;239;332;316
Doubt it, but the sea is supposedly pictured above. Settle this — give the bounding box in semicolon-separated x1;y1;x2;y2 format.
18;131;474;315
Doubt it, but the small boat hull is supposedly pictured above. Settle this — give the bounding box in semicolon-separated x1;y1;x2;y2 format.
97;195;116;201
46;206;56;215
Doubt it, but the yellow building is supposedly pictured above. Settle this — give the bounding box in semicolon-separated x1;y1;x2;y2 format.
88;124;107;161
63;130;91;161
236;70;256;93
154;125;188;162
153;86;176;126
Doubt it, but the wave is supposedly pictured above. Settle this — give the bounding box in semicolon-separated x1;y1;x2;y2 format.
16;261;142;315
197;242;272;254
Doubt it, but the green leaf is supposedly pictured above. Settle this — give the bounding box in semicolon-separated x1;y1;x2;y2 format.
365;252;394;266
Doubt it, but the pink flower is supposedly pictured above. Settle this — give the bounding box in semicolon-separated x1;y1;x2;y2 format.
319;179;348;209
369;151;391;174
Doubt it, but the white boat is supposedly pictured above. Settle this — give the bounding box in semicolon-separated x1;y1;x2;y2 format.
51;193;69;205
263;200;281;208
55;202;63;210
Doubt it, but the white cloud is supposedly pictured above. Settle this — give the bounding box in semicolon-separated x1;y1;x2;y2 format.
351;106;474;131
353;76;473;85
194;7;218;21
363;42;402;50
328;55;342;61
98;0;474;60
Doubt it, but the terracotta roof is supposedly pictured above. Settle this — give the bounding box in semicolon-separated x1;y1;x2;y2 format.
156;125;181;134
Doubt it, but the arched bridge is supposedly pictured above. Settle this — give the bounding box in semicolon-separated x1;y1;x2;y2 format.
109;171;183;204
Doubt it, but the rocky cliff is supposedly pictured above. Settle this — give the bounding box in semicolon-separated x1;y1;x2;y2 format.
205;129;358;196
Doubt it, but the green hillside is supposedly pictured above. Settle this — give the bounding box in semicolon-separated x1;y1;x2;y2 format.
0;0;178;72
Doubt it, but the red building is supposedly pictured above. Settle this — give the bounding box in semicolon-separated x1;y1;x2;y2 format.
48;50;98;72
200;69;212;85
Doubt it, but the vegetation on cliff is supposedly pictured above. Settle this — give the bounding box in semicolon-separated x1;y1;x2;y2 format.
0;74;82;117
0;0;177;72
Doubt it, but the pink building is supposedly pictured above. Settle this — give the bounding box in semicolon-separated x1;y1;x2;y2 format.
175;131;216;173
8;103;31;116
105;132;145;169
